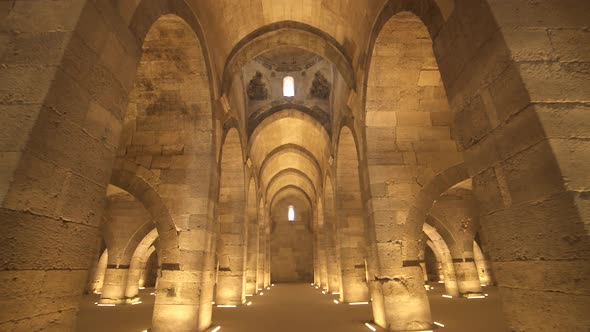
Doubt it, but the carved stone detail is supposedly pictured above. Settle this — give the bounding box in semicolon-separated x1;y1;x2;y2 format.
247;71;268;100
310;71;330;99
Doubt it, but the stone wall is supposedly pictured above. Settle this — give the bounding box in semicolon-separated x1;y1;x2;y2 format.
270;200;313;282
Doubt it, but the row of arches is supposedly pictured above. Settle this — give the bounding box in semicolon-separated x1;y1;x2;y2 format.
1;0;587;331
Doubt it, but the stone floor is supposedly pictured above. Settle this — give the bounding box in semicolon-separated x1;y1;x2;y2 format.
76;283;509;332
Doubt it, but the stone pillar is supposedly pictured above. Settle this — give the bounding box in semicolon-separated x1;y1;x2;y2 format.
264;230;271;287
0;2;134;329
198;228;218;332
453;258;482;295
256;224;266;290
338;234;369;303
436;261;445;282
326;222;341;293
473;240;493;286
125;259;143;300
431;249;459;297
419;262;428;282
138;260;149;289
215;204;247;305
318;224;329;290
152;270;202;332
100;267;129;304
216;269;244;305
125;254;150;301
90;250;108;293
313;230;320;285
381;266;433;332
245;218;259;295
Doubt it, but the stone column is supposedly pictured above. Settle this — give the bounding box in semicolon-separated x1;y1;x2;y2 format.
125;251;152;302
245;217;259;295
100;266;129;304
256;224;266;291
138;260;149;289
264;230;271;287
325;218;342;293
90;250;108;293
313;230;320;286
427;243;459;297
453;257;482;295
318;225;329;290
198;225;218;332
152;269;202;332
436;261;445;282
338;232;369;303
473;240;493;286
380;266;432;332
419;262;428;282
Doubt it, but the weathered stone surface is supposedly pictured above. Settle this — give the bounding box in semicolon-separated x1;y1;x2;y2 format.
1;1;589;331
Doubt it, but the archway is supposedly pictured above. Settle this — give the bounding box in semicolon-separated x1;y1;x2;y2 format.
114;12;215;331
125;228;159;301
269;189;314;282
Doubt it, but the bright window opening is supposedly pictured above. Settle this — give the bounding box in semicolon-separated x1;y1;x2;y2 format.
288;205;295;222
283;76;295;97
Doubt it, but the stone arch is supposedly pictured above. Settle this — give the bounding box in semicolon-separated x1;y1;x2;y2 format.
99;183;157;304
405;163;470;258
120;12;215;330
259;144;323;190
269;185;314;216
249;109;331;169
363;2;590;330
248;103;331;137
363;1;447;98
426;215;458;256
110;167;180;260
128;0;218;98
425;240;442;280
140;245;158;288
222;21;355;94
423;223;459;296
361;9;463;319
0;4;217;327
269;187;314;282
266;169;318;204
125;228;159;300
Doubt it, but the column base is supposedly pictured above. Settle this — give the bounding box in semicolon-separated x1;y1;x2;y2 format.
125;296;142;304
462;292;486;299
98;297;127;305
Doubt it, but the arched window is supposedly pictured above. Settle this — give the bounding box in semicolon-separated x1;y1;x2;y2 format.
288;205;295;222
283;76;295;97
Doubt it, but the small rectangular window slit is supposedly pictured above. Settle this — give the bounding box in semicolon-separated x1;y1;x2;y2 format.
283;76;295;97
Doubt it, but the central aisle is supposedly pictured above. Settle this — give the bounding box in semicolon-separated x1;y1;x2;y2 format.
211;283;379;332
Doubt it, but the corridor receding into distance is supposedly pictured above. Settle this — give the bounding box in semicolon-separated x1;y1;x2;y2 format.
1;1;589;332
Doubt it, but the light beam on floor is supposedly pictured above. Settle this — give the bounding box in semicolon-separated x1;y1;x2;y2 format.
364;322;377;331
